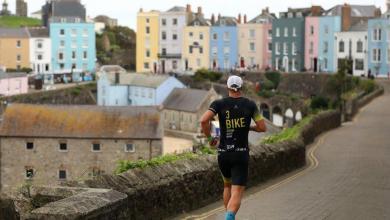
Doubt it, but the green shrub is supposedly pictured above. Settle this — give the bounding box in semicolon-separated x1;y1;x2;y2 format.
310;96;329;110
261;79;275;91
115;153;198;174
360;79;376;95
257;90;275;98
194;68;223;82
199;146;217;155
262;115;314;144
265;71;282;89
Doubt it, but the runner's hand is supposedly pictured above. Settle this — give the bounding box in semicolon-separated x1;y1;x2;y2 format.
208;136;219;148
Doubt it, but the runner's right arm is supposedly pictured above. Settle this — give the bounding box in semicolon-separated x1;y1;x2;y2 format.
250;102;267;132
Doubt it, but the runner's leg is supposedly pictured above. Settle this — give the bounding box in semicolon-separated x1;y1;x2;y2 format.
227;185;245;213
223;182;232;209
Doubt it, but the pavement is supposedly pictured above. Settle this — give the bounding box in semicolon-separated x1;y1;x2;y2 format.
179;80;390;220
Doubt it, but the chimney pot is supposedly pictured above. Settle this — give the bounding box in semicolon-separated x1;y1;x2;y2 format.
244;14;247;23
238;13;242;24
197;6;202;15
186;4;191;13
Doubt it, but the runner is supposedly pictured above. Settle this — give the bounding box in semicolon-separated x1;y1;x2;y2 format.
200;75;266;220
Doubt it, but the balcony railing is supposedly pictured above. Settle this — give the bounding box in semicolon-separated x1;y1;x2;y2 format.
158;53;182;59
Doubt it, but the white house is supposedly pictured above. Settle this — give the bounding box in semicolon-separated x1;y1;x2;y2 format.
30;10;42;20
158;6;189;73
27;28;52;81
334;21;368;77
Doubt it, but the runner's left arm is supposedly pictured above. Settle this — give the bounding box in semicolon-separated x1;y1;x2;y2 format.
250;103;266;132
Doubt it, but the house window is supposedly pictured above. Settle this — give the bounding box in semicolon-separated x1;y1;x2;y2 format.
58;170;67;180
223;32;230;41
284;27;288;37
189;46;193;54
372;48;381;62
189;32;193;37
146;49;150;57
292;27;296;37
196;58;201;67
146;26;150;34
83;29;88;37
25;168;34;179
36;41;43;49
249;42;255;52
268;29;272;36
292;42;297;55
224;47;230;55
92;143;101;152
60;40;65;47
276;28;280;37
71;40;77;48
310;26;314;35
83;51;88;59
37;54;43;60
283;42;288;55
339;41;345;52
324;58;328;70
82;63;88;71
173;18;178;25
60;29;65;35
45;64;49;71
162;31;167;40
373;28;382;41
59;142;68;151
213;33;218;40
325;25;329;34
146;18;150;23
212;47;217;55
72;63;76;69
268;43;272;52
144;62;149;69
71;29;77;36
83;40;88;48
199;33;204;40
172;34;178;40
355;59;364;70
16;54;21;62
26;142;34;150
72;51;76;59
356;40;363;53
161;18;166;26
275;42;280;55
162;48;167;55
58;52;64;60
199;47;203;54
16;40;21;48
125;143;135;152
60;63;65;69
324;41;329;53
249;29;255;38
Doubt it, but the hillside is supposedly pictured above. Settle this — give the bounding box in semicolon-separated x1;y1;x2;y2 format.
0;16;41;28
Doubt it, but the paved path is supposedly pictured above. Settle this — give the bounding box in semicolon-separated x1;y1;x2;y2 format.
181;80;390;220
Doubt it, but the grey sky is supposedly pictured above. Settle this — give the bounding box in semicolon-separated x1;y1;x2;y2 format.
6;0;387;29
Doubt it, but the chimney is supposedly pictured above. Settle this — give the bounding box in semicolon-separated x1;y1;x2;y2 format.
311;6;322;16
244;14;247;23
197;6;202;15
262;7;269;15
238;13;242;24
186;4;191;13
341;3;352;31
139;8;143;13
115;72;120;84
218;13;221;21
211;13;215;25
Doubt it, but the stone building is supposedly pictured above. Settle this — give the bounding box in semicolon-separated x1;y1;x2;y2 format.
94;15;118;28
16;0;28;17
162;88;218;133
0;0;10;16
0;104;163;193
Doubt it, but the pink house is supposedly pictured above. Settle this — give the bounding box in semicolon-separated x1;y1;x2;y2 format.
262;22;273;70
304;17;320;72
0;73;28;96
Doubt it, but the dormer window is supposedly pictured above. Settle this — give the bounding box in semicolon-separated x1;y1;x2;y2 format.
194;21;200;26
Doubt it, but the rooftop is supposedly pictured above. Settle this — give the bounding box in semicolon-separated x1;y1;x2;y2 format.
325;5;378;17
0;104;162;139
27;27;49;38
163;88;210;113
0;27;29;38
0;72;27;80
106;73;172;88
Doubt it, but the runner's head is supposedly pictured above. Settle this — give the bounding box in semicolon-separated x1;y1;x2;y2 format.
227;75;243;92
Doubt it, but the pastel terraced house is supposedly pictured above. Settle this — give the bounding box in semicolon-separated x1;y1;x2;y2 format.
238;8;276;70
0;28;30;71
210;16;238;71
182;12;210;71
137;9;160;73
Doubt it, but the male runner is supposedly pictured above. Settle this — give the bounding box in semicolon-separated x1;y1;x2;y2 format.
200;75;266;220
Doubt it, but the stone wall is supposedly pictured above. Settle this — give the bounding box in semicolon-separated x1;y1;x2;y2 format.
345;87;384;121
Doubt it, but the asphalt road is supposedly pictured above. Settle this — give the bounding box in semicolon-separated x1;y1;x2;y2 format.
181;80;390;220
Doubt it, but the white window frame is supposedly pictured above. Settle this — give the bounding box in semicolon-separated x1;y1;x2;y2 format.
276;28;280;37
284;27;288;37
275;42;280;55
249;42;255;52
283;42;288;55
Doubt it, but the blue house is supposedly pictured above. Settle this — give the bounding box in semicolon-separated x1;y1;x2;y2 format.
368;17;390;77
50;18;96;82
98;73;186;106
210;16;238;71
318;16;341;73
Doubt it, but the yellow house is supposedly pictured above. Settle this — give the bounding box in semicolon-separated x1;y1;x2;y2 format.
136;9;160;73
0;28;30;70
182;16;210;72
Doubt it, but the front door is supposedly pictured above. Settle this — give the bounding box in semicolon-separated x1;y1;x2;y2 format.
162;60;166;74
283;57;289;72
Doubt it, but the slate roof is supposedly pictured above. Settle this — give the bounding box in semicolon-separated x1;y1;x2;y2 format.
167;6;186;12
214;16;238;26
0;28;29;38
99;65;126;74
325;5;378;17
188;16;210;26
50;0;86;21
117;73;169;88
249;13;277;24
0;72;27;80
349;19;369;31
0;104;162;139
163;88;210;113
27;27;49;38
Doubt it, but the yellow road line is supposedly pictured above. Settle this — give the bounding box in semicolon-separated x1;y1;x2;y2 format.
183;134;328;220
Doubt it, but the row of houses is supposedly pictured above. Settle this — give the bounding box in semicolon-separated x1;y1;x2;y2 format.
137;2;390;77
0;0;96;83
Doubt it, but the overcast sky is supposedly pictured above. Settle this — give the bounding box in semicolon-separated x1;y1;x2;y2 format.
6;0;387;29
